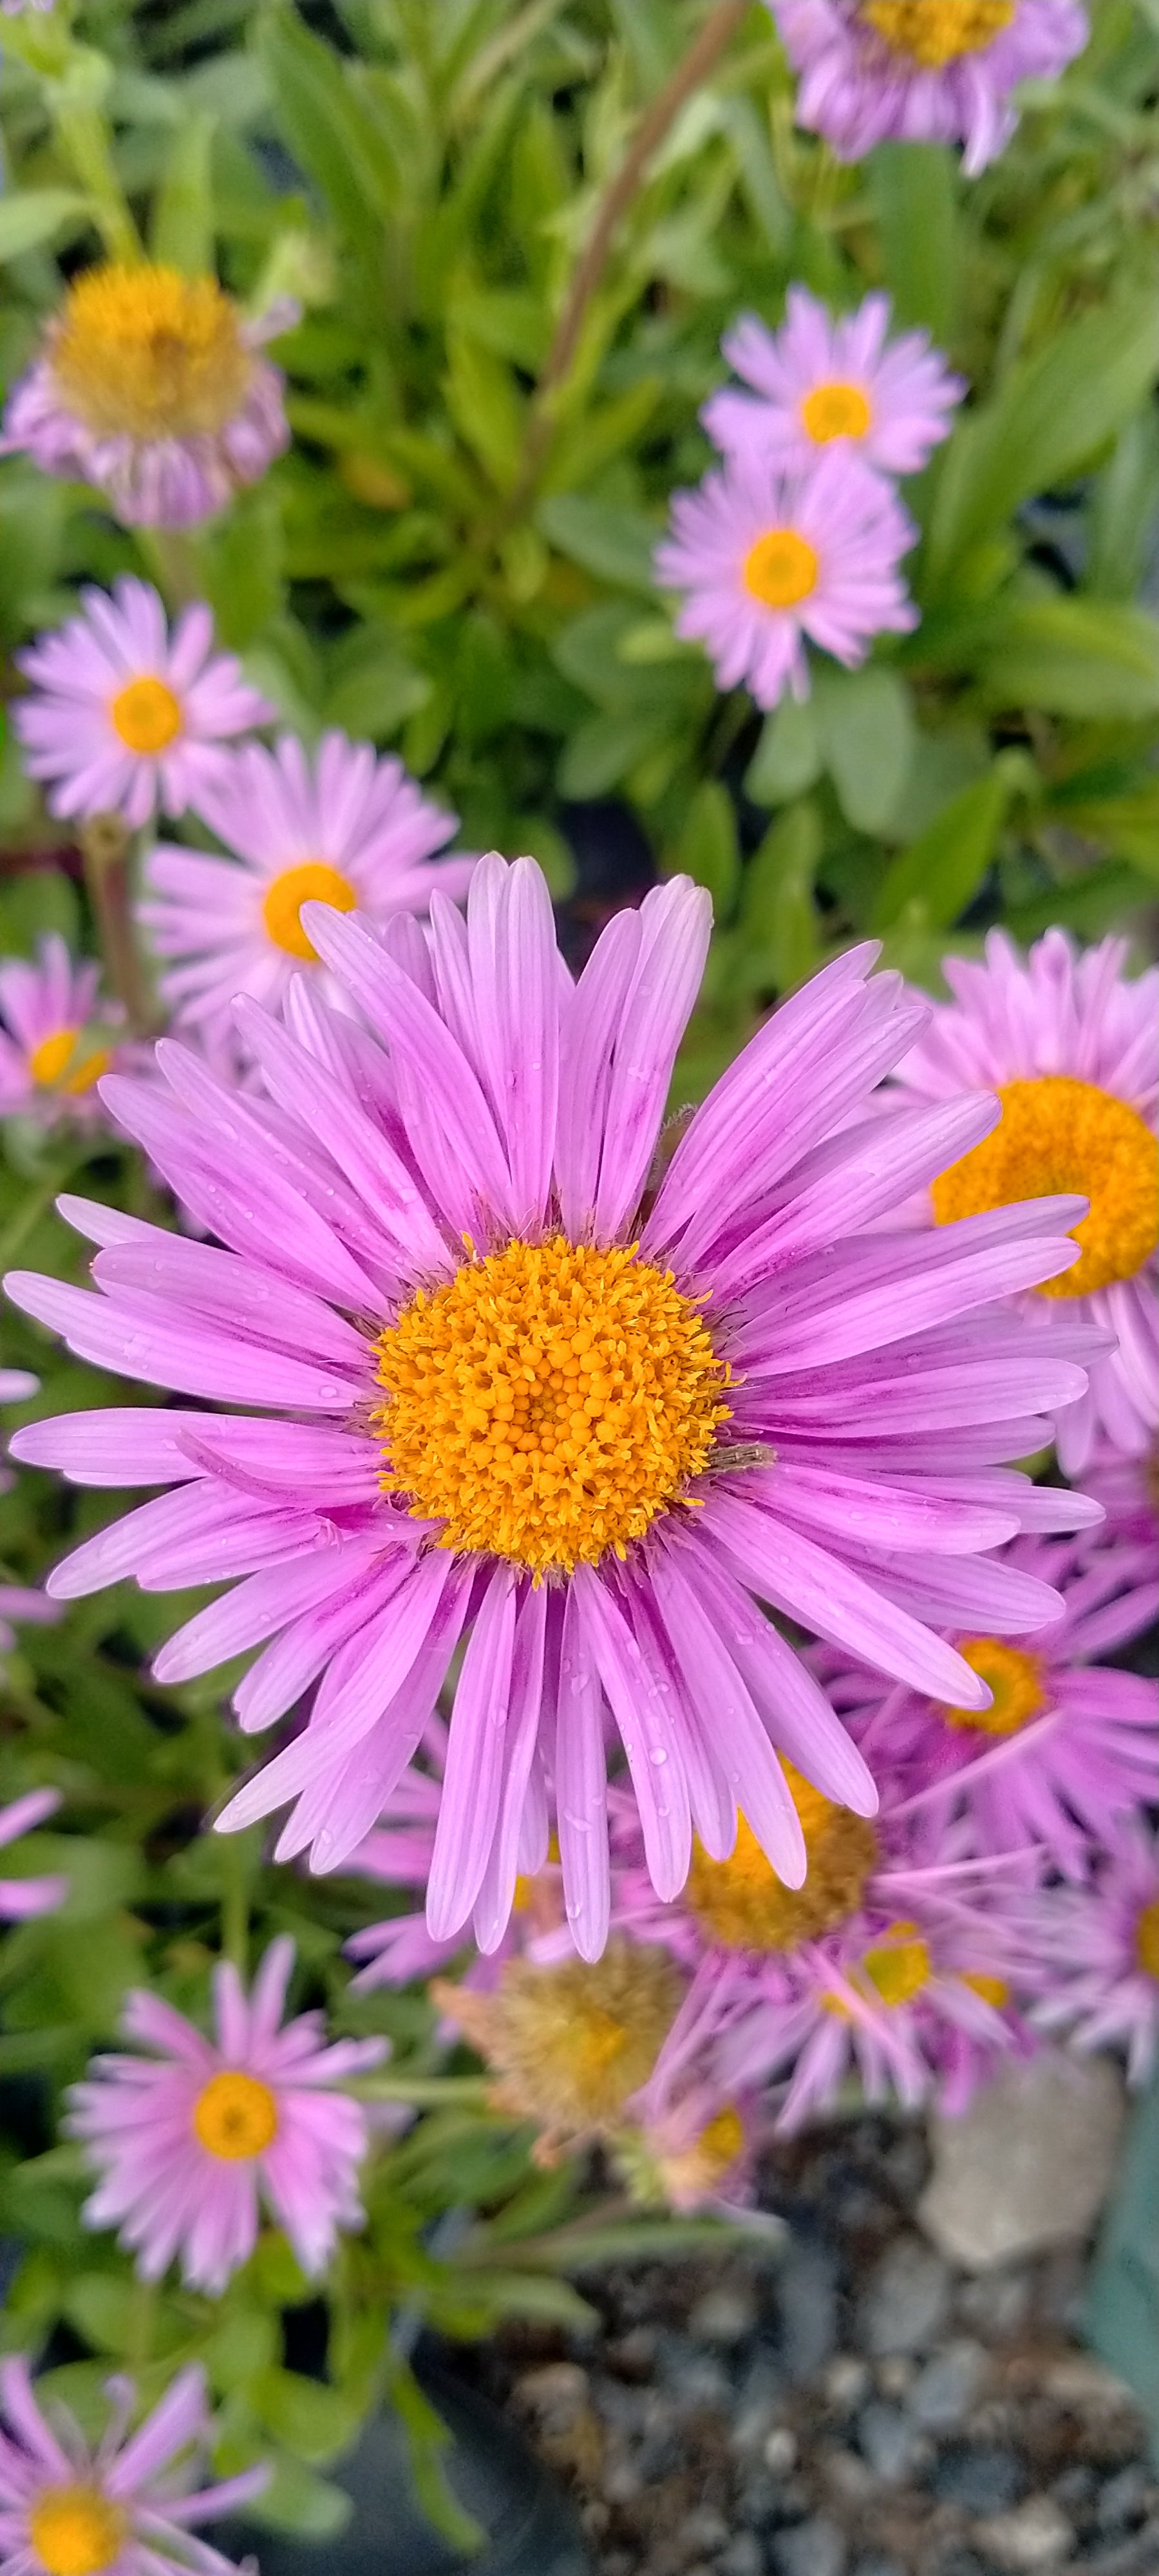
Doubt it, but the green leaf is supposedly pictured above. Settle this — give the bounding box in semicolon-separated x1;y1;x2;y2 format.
740;800;822;992
256;8;395;240
537;493;659;593
928;292;1159;582
980;598;1159;721
869;144;958;341
744;697;822;807
0;189;89;261
1046;782;1159;882
323;634;431;742
442;331;525;493
672;781;739;915
1086;412;1159;601
0;869;80;956
871;769;1009;932
61;2275;138;2356
249;2456;353;2541
202;484;285;649
814;666;916;835
251;2367;364;2466
558;704;678;798
150;111;216;274
1086;2071;1159;2468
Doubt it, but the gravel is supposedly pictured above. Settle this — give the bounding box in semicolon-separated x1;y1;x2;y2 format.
478;2113;1158;2575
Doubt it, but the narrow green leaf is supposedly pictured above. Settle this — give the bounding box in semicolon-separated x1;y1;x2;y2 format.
673;781;740;915
980;598;1159;721
871;770;1008;932
558;705;677;798
869;144;958;341
538;492;659;593
256;8;395;239
0;189;88;261
744;697;822;807
150;111;216;274
815;666;915;835
741;800;823;992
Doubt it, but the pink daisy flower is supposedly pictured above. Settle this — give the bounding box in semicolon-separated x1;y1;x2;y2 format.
1080;1441;1158;1553
137;732;474;1063
0;938;120;1130
1;264;295;531
346;1710;561;1987
0;2357;265;2576
0;1789;66;1923
8;866;1104;1963
654;447;916;708
14;580;272;831
768;2;1089;176
894;929;1159;1473
66;1937;386;2295
702;289;963;478
1032;1820;1159;2087
823;1533;1158;1879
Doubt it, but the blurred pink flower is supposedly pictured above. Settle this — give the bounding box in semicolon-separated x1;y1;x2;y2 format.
0;1788;66;1922
767;1;1088;175
0;2357;265;2576
703;289;963;477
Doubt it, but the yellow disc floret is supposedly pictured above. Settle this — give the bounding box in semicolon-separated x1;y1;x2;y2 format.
930;1075;1159;1299
434;1944;684;2149
961;1971;1010;2009
801;382;873;444
262;860;358;961
375;1235;730;1576
687;1764;878;1951
50;263;253;441
862;1;1015;67
109;676;182;753
27;1028;111;1095
862;1922;932;2007
743;527;820;610
942;1637;1048;1739
1137;1899;1159;1983
193;2069;279;2161
28;2488;127;2576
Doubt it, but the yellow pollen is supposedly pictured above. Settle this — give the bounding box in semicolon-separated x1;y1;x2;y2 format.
687;1764;878;1951
49;263;253;440
930;1075;1158;1300
863;1922;932;2008
623;2102;748;2209
1137;1900;1159;1983
801;381;873;444
193;2069;278;2161
862;0;1015;66
28;2488;127;2576
942;1637;1048;1739
962;1972;1010;2009
27;1028;111;1094
743;527;820;611
262;861;358;961
432;1944;683;2145
109;674;182;754
374;1236;730;1577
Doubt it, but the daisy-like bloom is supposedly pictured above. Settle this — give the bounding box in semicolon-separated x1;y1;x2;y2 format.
768;2;1089;176
611;2088;757;2213
346;1712;561;1990
0;2357;265;2576
655;448;916;708
432;1940;686;2162
137;732;473;1060
14;580;273;830
0;937;118;1130
823;1533;1159;1879
894;929;1159;1473
702;289;963;479
0;1789;66;1923
66;1937;386;2295
1080;1441;1158;1554
8;864;1106;1964
1032;1820;1159;2087
0;263;295;529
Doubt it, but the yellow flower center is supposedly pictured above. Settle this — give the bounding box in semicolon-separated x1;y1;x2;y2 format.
49;263;254;442
109;675;182;754
862;0;1015;66
1137;1900;1159;1984
374;1236;730;1577
687;1763;878;1951
261;861;358;961
962;1971;1010;2009
863;1922;932;2007
192;2069;279;2161
26;1028;111;1095
801;381;873;444
941;1636;1048;1738
619;2101;748;2208
435;1944;684;2141
930;1075;1159;1300
742;527;820;611
28;2489;127;2576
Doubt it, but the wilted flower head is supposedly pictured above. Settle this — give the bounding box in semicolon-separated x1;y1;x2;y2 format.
433;1942;686;2159
138;730;473;1062
703;290;963;478
655;448;916;708
895;929;1158;1473
767;1;1089;175
0;1789;66;1923
0;2356;265;2576
1;263;296;528
0;938;119;1130
14;580;272;829
8;865;1104;1965
67;1936;386;2294
1031;1819;1159;2087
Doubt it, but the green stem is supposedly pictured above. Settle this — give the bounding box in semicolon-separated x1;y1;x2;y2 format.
53;97;141;265
79;815;158;1038
126;2276;158;2378
219;1831;250;1973
350;2074;492;2108
137;529;204;612
0;1173;66;1269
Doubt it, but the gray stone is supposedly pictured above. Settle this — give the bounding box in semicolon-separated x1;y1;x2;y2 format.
688;2282;760;2345
909;2339;988;2429
1096;2464;1153;2532
681;2506;732;2555
773;2517;847;2576
858;2401;920;2483
957;2272;1033;2343
777;2235;840;2380
932;2445;1026;2513
1084;2524;1159;2576
851;2560;907;2576
718;2540;763;2576
919;2052;1125;2272
825;2355;871;2413
763;2425;798;2474
974;2497;1073;2570
857;2234;953;2356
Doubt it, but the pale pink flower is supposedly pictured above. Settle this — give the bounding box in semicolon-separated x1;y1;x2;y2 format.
704;289;963;477
768;1;1089;176
0;2357;265;2576
1031;1820;1159;2087
0;938;120;1131
0;1789;66;1923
